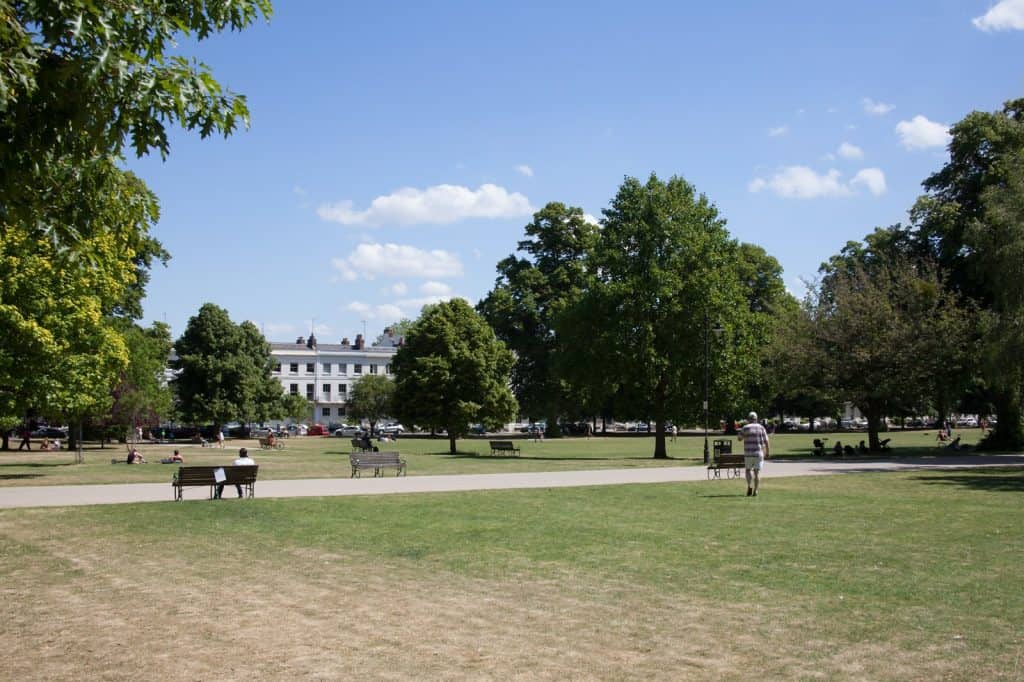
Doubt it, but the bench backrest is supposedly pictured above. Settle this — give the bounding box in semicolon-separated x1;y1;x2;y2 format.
713;439;733;455
349;451;403;466
714;454;745;466
490;440;515;448
176;465;259;485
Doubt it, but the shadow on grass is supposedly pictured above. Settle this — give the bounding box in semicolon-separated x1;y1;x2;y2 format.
0;461;76;469
434;452;686;462
911;468;1024;493
0;473;44;480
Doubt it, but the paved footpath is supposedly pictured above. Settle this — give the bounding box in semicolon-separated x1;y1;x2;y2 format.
0;455;1021;509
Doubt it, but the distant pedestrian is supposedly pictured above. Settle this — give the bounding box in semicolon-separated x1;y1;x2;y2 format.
670;424;678;442
216;429;225;449
737;411;770;497
18;426;31;451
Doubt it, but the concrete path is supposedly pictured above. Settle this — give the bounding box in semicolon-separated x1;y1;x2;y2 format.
0;455;1021;509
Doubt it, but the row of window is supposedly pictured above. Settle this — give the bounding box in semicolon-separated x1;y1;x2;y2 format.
289;383;350;400
274;362;392;376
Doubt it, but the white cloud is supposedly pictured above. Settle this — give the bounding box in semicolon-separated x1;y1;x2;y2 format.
389;282;408;296
973;0;1024;31
330;243;463;281
397;295;462;311
896;115;951;150
346;302;370;314
850;168;887;196
420;281;452;296
346;302;405;320
749;166;886;199
748;166;850;199
768;125;789;137
317;183;533;226
838;142;864;160
862;98;895;115
515;164;534;177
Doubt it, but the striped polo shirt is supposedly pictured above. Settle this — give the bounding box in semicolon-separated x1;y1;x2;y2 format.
740;422;769;457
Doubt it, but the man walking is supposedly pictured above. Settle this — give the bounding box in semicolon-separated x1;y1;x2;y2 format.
738;411;770;497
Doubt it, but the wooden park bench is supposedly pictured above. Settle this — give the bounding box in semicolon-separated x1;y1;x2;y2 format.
171;465;259;501
258;437;284;450
349;451;406;478
707;439;744;480
489;440;521;456
351;438;373;453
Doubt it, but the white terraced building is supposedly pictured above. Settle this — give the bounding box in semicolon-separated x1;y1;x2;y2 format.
270;330;400;424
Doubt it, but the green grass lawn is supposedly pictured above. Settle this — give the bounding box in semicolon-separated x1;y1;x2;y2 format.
0;467;1020;678
0;428;989;487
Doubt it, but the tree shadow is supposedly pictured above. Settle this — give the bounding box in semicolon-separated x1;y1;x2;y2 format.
911;468;1024;493
0;473;43;480
435;453;686;462
0;461;75;469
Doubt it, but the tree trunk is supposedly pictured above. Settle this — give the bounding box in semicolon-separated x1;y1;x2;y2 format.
1;431;9;451
545;411;561;439
866;410;882;451
68;420;79;451
652;376;667;459
449;433;457;454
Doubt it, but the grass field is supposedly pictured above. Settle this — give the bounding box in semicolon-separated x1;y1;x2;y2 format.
0;428;988;487
0;467;1021;679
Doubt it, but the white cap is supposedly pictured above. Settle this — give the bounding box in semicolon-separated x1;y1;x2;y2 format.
748;411;758;421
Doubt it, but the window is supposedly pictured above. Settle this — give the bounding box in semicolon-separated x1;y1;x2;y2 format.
354;363;362;375
323;384;331;396
370;364;378;375
322;362;331;374
385;364;392;375
339;363;348;375
289;363;298;374
306;363;314;374
306;385;314;400
322;407;330;417
273;363;281;373
289;384;299;395
339;384;347;394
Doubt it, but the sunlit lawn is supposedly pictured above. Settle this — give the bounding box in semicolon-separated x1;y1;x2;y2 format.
0;427;988;487
0;467;1020;678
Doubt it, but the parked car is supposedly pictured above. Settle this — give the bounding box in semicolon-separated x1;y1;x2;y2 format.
286;424;308;436
307;424;328;436
379;423;404;435
332;425;363;437
31;426;67;438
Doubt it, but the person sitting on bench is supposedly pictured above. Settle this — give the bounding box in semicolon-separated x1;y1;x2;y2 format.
214;448;255;499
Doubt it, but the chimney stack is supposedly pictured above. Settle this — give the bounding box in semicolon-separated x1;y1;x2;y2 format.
296;336;305;345
341;337;350;346
354;334;364;350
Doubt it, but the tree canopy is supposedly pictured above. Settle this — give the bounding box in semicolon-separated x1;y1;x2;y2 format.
478;202;598;436
346;375;396;435
391;299;517;454
172;304;280;428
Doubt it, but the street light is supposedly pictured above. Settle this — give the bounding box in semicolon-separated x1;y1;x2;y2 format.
703;314;725;465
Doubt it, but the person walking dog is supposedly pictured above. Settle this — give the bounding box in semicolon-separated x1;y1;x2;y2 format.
738;411;770;497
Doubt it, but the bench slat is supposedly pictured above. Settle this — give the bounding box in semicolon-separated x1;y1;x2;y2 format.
349;452;406;478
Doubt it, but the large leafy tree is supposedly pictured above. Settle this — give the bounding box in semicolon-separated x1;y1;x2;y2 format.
0;1;270;440
809;252;972;450
346;375;396;436
105;321;174;442
561;174;779;458
172;304;279;429
392;299;518;454
478;202;597;436
910;97;1024;448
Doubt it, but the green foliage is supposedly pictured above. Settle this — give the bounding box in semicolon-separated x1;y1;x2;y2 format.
346;375;396;434
1;0;272;246
279;393;311;424
392;299;518;453
105;321;174;437
172;304;280;428
478;202;598;435
560;174;781;457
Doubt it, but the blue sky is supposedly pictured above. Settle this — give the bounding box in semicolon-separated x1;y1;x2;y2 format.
129;1;1024;343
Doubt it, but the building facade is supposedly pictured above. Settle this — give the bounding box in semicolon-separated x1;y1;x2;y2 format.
270;332;400;424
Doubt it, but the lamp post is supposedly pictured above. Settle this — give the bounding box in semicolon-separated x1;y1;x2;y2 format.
703;314;724;464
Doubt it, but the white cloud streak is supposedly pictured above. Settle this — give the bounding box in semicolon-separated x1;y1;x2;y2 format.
330;243;463;281
515;164;534;177
973;0;1024;31
768;125;789;137
895;115;951;150
420;281;452;296
748;166;886;199
838;142;864;160
318;183;533;226
862;98;894;115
